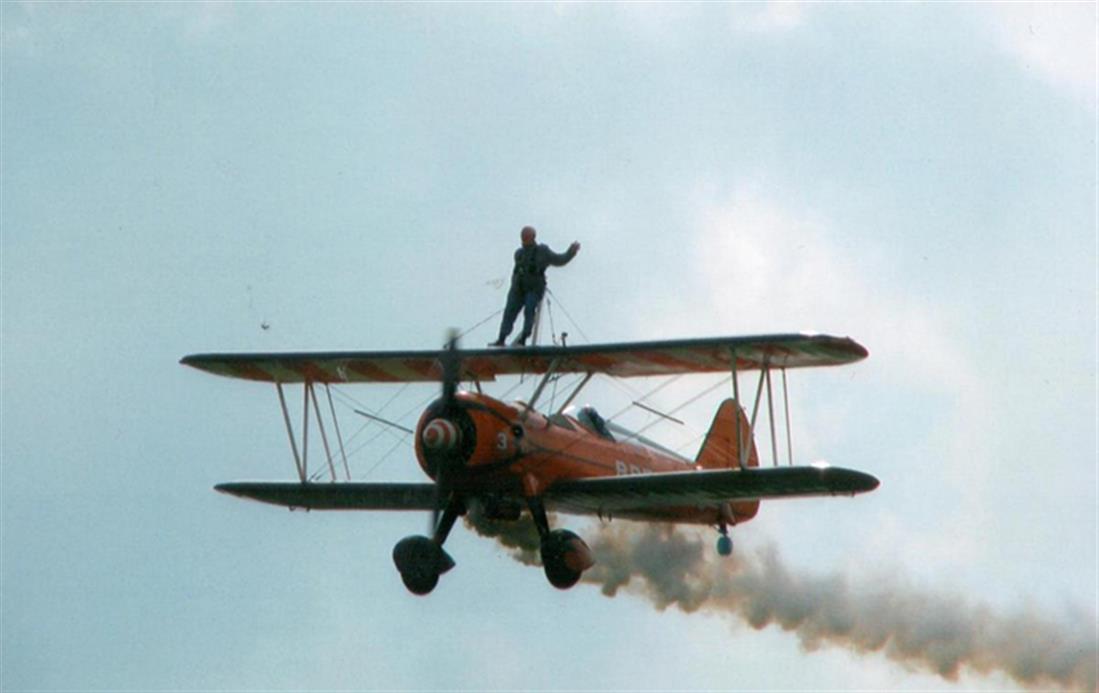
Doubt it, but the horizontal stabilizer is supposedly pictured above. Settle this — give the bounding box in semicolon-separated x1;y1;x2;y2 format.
215;481;437;511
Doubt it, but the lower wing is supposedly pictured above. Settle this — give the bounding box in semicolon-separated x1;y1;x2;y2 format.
215;481;436;510
543;465;879;515
214;465;877;513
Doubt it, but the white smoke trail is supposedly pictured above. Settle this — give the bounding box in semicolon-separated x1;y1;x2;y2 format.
465;512;1096;690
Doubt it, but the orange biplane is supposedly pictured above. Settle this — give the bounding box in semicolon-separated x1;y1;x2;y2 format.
181;333;879;595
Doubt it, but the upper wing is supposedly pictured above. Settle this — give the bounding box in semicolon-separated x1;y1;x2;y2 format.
543;465;880;515
215;481;437;510
180;333;868;383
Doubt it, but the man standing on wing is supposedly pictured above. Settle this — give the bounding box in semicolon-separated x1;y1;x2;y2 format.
490;226;580;347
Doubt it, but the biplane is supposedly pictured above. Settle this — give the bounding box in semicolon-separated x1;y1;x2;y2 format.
181;333;879;595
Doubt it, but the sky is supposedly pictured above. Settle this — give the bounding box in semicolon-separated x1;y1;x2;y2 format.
1;2;1096;691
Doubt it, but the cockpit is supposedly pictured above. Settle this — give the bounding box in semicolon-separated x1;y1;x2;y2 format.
572;405;615;441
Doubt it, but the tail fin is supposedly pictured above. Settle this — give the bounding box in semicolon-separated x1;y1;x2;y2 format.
696;398;759;470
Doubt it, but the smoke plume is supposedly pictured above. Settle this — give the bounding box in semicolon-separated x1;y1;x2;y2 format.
465;510;1096;690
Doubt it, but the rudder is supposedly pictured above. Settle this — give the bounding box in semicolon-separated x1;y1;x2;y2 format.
695;398;759;470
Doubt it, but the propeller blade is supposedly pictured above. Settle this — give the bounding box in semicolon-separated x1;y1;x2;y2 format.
430;463;451;536
440;328;460;407
432;328;461;536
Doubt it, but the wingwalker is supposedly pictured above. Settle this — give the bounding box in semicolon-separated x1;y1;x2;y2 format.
181;333;879;595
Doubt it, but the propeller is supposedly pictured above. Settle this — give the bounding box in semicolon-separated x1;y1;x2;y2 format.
440;328;460;409
430;328;462;536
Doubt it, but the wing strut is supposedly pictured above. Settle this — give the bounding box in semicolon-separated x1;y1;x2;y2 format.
307;382;338;482
782;368;794;466
276;381;353;483
730;349;744;470
324;384;353;481
747;365;767;437
555;372;594;415
765;368;779;467
729;351;777;469
522;357;560;421
276;382;307;483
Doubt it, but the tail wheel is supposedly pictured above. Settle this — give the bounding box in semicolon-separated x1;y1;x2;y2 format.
717;534;733;557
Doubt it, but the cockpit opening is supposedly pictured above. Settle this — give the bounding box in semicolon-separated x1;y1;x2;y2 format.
573;405;615;441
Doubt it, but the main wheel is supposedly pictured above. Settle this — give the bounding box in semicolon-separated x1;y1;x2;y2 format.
540;529;593;590
393;535;455;596
400;565;440;595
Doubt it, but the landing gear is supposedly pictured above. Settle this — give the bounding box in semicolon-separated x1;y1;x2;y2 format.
541;528;592;588
716;522;733;557
392;536;454;595
528;497;594;590
392;499;462;595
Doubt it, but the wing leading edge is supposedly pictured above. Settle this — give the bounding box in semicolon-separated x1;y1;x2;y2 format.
182;333;868;384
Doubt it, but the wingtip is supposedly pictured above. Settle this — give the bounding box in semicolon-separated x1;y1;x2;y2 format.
857;471;881;493
822;466;880;494
214;482;241;497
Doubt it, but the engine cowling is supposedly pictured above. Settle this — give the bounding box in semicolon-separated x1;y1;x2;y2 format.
413;392;529;481
413;399;477;480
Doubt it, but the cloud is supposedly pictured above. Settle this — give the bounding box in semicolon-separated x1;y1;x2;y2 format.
613;180;1093;602
729;1;811;34
670;184;976;397
980;3;1097;108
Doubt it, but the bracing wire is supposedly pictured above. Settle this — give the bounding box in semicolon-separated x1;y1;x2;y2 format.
329;383;409;449
613;375;732;445
458;308;503;341
361;434;414;480
546;294;557;344
342;389;437;470
544;288;589;343
606;374;685;422
319;304;510;478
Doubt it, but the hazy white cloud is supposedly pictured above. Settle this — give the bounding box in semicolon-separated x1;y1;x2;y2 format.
730;1;811;34
607;2;703;48
676;184;975;395
627;184;1072;587
175;1;240;42
980;2;1097;107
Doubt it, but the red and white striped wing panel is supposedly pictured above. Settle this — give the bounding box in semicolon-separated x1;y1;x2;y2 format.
180;333;867;384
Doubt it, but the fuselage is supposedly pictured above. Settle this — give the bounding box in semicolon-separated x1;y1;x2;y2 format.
414;391;759;526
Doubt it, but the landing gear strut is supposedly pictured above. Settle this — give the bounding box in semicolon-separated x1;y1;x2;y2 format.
527;497;594;589
392;498;463;595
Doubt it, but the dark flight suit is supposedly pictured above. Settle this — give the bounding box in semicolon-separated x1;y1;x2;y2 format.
494;243;578;346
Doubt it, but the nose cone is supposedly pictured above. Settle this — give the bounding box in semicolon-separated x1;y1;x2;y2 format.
422;418;461;452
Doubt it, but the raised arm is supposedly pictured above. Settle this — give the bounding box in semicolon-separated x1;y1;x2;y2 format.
544;241;581;267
